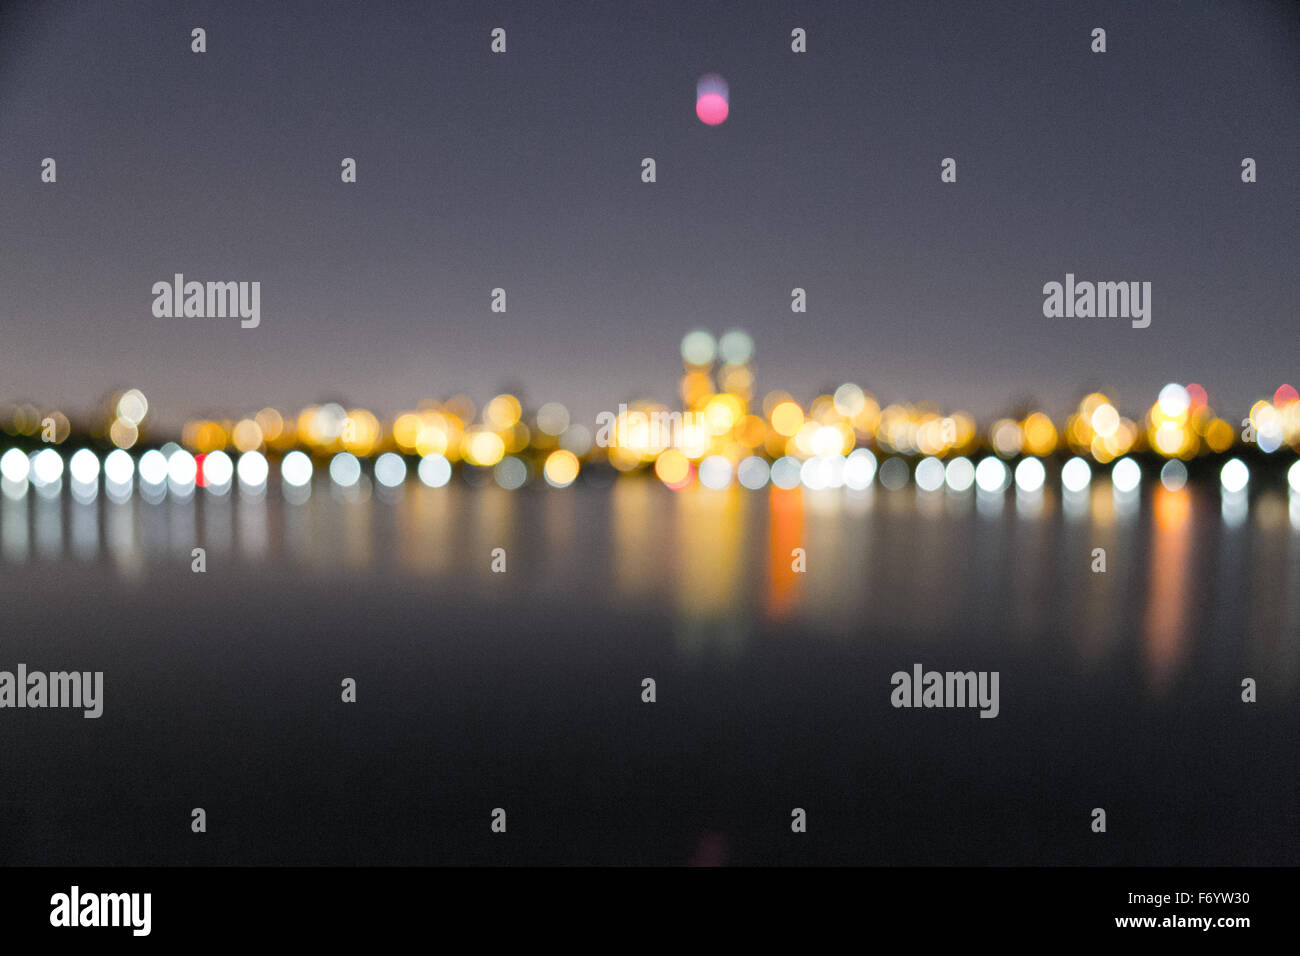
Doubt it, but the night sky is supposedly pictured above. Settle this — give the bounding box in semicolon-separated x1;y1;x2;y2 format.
1;0;1296;430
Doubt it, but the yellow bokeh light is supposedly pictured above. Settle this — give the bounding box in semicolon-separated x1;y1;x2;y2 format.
543;449;580;487
392;412;423;451
183;420;228;453
702;394;742;435
1022;412;1058;456
109;418;138;449
680;371;714;409
770;401;805;437
463;428;505;466
654;449;690;485
342;409;380;455
1152;420;1187;456
1080;392;1109;418
503;422;531;454
1205;418;1234;453
116;389;148;425
811;424;846;456
736;414;766;448
296;406;322;446
232;418;263;452
677;420;711;459
991;419;1023;457
608;445;642;472
833;383;866;417
719;364;754;397
1090;435;1114;463
254;408;284;442
1090;403;1120;439
851;396;882;437
485;394;522;429
415;426;448;456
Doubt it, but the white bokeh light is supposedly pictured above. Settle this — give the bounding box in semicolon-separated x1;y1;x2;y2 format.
237;451;269;489
944;457;974;492
1159;459;1188;491
698;455;733;490
800;455;832;491
1060;456;1091;493
418;453;452;488
1014;457;1045;493
736;456;769;490
1157;383;1190;418
1;448;30;499
104;449;135;501
974;457;1008;494
104;449;134;484
138;449;168;488
281;451;313;488
202;450;234;490
32;448;64;487
373;452;407;488
167;449;197;486
843;448;877;490
914;456;945;492
494;456;528;490
878;456;909;491
770;456;802;490
69;448;100;485
1220;458;1249;495
1111;457;1141;494
330;452;361;487
1;448;30;484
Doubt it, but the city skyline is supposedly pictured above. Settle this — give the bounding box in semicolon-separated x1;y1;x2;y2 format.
1;0;1297;430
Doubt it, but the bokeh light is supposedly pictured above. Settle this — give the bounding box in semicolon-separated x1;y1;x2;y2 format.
698;455;733;490
237;450;269;490
1159;459;1188;491
1014;457;1045;493
680;330;717;366
915;456;945;492
1061;456;1092;493
944;456;975;492
374;452;407;488
202;450;234;491
418;453;452;488
736;455;769;490
1220;458;1249;494
543;449;580;488
330;452;362;487
1112;457;1141;494
695;73;729;125
843;448;877;490
975;457;1009;494
281;450;313;488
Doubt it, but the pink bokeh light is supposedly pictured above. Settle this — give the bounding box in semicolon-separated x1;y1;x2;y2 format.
696;93;729;125
695;73;729;126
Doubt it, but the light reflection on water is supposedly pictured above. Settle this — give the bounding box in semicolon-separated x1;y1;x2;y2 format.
3;474;1300;866
2;476;1298;695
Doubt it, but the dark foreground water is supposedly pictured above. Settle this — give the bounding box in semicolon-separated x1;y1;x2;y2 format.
1;476;1297;865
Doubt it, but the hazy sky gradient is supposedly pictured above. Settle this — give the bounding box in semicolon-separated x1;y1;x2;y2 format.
2;0;1297;429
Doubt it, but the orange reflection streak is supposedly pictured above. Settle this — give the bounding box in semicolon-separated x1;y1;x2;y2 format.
1144;487;1192;689
767;486;803;622
676;484;743;618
